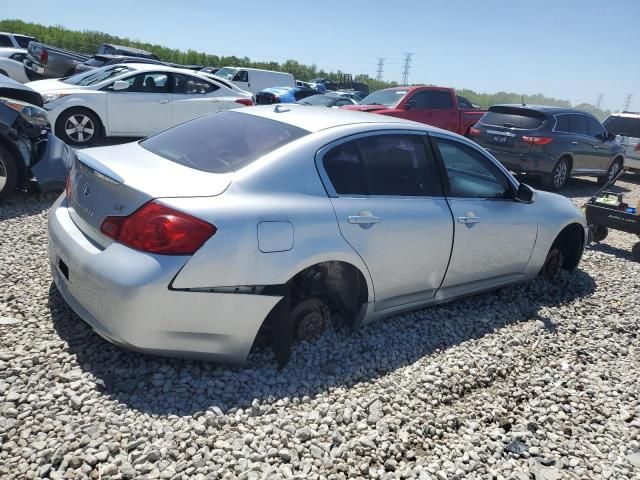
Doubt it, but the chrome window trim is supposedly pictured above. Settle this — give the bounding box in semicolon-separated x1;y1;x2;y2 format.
552;112;605;139
314;129;440;199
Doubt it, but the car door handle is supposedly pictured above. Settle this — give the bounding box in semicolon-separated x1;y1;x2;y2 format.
157;99;170;104
458;216;480;224
348;215;382;225
571;141;579;145
593;145;600;149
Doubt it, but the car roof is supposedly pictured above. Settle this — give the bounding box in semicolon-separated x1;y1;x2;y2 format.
219;66;293;75
609;112;640;119
492;104;593;115
101;43;153;55
236;104;435;133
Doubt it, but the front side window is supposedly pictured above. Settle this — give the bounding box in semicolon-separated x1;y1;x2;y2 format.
435;138;511;199
569;114;588;136
173;73;219;94
586;116;605;138
233;70;249;82
323;134;440;197
119;72;169;93
14;35;36;48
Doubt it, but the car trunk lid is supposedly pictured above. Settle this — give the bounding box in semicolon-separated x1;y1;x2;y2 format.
474;106;549;155
67;142;233;247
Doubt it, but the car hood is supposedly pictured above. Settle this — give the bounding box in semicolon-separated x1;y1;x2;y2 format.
26;78;87;93
0;75;43;107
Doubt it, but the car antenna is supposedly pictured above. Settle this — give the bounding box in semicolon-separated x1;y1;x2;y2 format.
521;95;526;106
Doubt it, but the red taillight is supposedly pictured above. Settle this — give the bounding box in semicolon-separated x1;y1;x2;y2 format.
234;98;253;107
41;49;48;65
65;176;72;199
635;143;640;151
272;96;280;103
522;136;553;146
100;201;216;255
469;127;481;136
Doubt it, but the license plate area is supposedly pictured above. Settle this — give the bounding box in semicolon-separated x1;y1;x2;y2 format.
488;134;512;146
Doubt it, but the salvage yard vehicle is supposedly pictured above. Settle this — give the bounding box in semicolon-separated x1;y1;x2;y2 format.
74;54;204;74
296;93;358;107
602;112;640;173
256;86;320;105
27;63;253;145
343;86;484;136
96;43;158;60
24;41;90;79
48;106;588;365
0;31;38;49
214;67;296;94
0;75;72;201
0;49;30;83
470;105;625;190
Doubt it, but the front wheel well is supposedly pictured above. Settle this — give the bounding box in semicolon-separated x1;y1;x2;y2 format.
552;223;584;271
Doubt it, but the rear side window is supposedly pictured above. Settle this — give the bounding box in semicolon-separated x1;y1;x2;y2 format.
569;114;588;135
481;107;546;129
173;73;219;94
140;111;309;173
603;116;640;138
554;115;570;133
0;35;12;47
322;135;441;196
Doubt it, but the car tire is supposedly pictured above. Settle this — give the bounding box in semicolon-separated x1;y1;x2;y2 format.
597;158;623;186
291;297;329;342
590;225;608;243
55;108;102;146
0;145;19;202
542;157;570;191
539;247;564;281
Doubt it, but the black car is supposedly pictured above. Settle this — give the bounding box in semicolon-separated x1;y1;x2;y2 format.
470;105;625;190
296;94;357;107
0;76;72;201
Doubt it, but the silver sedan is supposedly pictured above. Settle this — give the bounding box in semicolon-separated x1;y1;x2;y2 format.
48;105;588;365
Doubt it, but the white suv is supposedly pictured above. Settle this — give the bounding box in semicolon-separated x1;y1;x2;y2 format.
603;112;640;173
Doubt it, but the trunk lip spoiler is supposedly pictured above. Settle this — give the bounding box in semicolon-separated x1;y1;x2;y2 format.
76;151;124;185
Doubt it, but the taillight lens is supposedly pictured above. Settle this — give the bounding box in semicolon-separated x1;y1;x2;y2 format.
234;98;253;107
41;49;48;65
522;136;553;145
100;201;216;255
634;143;640;151
469;127;481;136
65;176;72;199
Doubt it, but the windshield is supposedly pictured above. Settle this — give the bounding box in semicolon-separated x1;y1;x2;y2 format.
298;95;335;106
63;65;133;86
360;88;408;107
15;35;36;48
603;115;640;138
214;67;238;80
140;111;309;173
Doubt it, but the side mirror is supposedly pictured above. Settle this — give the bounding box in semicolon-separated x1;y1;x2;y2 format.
515;183;536;203
112;80;129;91
607;131;616;141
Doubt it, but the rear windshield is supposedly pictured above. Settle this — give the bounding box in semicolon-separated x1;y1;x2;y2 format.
481;107;546;129
15;35;36;48
603;115;640;138
140;111;310;173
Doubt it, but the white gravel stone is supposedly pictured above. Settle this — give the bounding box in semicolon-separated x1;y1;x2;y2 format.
1;177;639;479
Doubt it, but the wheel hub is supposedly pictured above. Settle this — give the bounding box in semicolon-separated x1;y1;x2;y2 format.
65;114;95;143
297;310;324;341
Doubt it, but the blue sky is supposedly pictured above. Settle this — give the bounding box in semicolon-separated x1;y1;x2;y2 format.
3;0;638;111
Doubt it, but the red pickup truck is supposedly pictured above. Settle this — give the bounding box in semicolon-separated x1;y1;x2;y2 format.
342;86;485;136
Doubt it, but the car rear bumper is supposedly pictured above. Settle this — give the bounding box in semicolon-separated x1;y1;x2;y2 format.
48;196;281;363
485;148;556;175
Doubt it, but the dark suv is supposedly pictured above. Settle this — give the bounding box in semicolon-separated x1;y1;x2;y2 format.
470;105;625;190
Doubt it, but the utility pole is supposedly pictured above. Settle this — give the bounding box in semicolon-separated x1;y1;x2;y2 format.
595;93;603;109
375;58;385;82
401;52;413;85
623;94;633;112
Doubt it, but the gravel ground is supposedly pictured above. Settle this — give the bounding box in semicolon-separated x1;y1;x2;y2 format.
1;172;639;480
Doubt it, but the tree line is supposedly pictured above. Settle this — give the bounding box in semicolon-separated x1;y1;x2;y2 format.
1;19;611;120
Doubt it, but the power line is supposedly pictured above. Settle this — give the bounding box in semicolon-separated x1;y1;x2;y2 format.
623;93;633;111
375;58;385;81
401;52;414;85
595;93;603;109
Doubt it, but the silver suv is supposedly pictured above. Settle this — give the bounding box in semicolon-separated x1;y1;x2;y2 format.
603;112;640;173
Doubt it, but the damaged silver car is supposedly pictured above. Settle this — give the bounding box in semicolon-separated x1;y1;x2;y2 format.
48;105;588;365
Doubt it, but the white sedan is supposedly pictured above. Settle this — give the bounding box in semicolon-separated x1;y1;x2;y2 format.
0;48;30;83
26;63;254;145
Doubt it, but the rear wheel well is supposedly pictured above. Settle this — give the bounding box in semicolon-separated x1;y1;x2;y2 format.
552;223;584;271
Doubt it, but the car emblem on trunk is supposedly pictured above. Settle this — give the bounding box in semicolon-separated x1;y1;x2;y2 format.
82;184;91;196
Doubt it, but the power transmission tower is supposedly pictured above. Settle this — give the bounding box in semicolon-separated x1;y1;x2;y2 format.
401;52;413;85
375;58;385;81
595;93;603;109
623;94;633;111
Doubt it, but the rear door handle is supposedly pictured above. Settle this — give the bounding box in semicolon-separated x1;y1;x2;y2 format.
348;215;382;225
158;99;170;104
593;145;600;149
571;141;579;145
458;216;480;224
